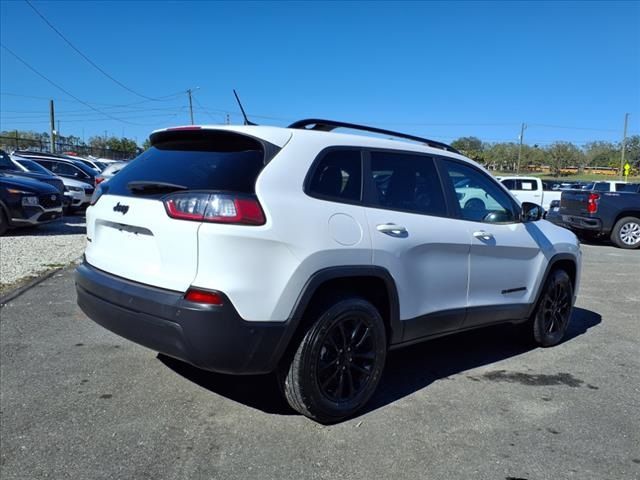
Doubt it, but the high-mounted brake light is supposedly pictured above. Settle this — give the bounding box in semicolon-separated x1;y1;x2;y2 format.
164;192;265;225
165;126;203;132
184;288;223;305
587;193;599;214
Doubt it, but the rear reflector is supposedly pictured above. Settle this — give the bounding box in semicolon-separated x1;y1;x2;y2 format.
184;288;223;305
164;192;265;225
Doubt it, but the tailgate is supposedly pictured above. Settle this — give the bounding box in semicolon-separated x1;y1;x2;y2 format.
83;127;283;293
560;190;589;214
85;194;200;292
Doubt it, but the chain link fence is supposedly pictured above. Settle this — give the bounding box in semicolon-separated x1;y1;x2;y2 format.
0;135;136;160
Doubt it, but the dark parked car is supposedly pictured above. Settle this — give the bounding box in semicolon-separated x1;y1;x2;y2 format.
15;151;98;186
0;150;65;195
0;173;63;235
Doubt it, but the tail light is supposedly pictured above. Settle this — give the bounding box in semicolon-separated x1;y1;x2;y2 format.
90;184;104;205
164;192;265;225
184;288;223;305
587;193;599;213
95;177;105;185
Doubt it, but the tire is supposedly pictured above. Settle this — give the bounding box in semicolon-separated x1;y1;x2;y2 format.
0;209;8;236
464;198;486;212
525;269;574;347
610;216;640;249
281;297;387;423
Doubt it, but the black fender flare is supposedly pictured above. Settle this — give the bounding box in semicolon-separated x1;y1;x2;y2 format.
527;252;579;317
268;266;401;370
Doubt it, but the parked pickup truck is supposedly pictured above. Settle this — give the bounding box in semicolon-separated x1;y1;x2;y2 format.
498;176;561;211
581;181;640;193
559;190;640;249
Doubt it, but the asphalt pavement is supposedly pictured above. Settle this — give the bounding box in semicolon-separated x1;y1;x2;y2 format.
1;244;639;480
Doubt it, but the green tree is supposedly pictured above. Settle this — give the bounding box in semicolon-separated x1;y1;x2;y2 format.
583;141;618;170
622;135;640;168
483;142;519;171
546;142;583;176
451;136;484;163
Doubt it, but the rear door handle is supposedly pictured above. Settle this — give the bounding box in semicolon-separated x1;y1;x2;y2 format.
377;223;408;237
473;230;494;241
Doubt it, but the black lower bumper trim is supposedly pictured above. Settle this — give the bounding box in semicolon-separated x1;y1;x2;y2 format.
75;262;287;374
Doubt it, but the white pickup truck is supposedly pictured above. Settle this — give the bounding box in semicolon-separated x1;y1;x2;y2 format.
497;176;562;211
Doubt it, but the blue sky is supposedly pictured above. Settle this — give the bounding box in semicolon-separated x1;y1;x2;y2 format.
1;0;639;146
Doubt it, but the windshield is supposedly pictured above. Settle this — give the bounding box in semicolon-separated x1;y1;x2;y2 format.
15;158;53;175
67;159;98;177
0;151;20;171
106;131;265;198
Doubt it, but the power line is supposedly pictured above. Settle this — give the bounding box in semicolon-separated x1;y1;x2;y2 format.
192;96;221;124
1;43;143;125
24;0;158;101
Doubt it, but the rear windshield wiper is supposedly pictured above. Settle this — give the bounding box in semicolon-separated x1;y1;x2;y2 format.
127;181;188;194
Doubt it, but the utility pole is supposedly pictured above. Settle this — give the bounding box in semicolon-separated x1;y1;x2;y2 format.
517;122;526;174
620;113;629;180
187;88;194;125
49;99;56;153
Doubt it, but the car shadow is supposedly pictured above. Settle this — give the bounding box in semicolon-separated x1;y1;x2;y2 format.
5;214;86;237
158;307;601;420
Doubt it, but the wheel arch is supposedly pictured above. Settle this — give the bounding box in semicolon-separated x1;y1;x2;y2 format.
529;253;578;317
612;211;640;227
271;266;401;370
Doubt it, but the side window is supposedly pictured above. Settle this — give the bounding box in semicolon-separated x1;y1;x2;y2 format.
501;179;516;190
37;160;54;171
594;182;609;192
517;179;538;191
441;160;517;223
57;162;86;178
308;150;362;202
368;152;446;216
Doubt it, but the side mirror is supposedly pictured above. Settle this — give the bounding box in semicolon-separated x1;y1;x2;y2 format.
521;202;543;222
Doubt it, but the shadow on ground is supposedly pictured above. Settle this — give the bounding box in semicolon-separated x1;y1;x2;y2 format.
159;307;601;419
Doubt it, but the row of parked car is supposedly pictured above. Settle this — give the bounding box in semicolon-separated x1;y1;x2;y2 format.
0;149;128;235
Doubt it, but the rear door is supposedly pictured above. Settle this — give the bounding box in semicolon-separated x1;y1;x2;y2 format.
363;150;470;336
85;129;276;292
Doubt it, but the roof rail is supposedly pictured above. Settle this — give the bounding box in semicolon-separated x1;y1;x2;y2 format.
288;118;460;154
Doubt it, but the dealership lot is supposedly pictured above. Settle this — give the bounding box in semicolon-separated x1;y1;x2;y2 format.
0;244;638;480
0;215;86;295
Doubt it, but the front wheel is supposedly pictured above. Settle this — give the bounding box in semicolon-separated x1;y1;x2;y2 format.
281;298;387;423
528;269;574;347
610;216;640;249
0;209;8;236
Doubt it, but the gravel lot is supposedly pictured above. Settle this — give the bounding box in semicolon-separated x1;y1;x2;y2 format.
0;243;638;480
0;215;86;295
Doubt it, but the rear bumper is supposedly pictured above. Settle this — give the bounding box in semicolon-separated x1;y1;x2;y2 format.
560;214;602;231
75;261;289;374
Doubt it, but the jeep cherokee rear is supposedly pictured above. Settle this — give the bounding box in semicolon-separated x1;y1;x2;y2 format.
76;121;581;423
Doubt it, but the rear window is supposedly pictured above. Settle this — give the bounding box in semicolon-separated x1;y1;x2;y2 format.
106;130;268;197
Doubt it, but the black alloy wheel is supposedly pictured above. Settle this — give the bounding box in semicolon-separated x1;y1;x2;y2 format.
532;269;574;347
316;314;376;402
281;297;387;423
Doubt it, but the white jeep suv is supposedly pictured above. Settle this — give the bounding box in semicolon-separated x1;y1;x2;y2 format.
76;120;582;423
